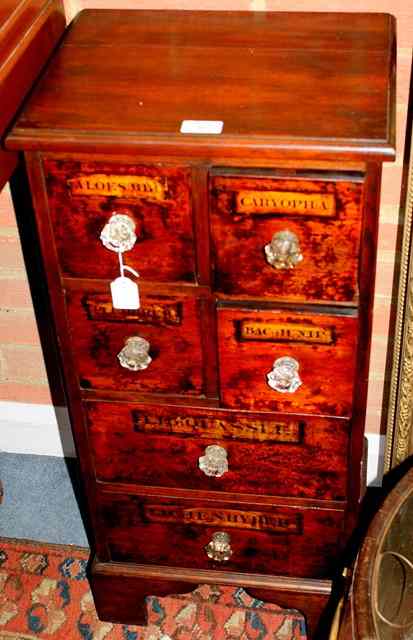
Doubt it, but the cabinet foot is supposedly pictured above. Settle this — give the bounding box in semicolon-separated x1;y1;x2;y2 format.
90;558;194;626
89;557;333;638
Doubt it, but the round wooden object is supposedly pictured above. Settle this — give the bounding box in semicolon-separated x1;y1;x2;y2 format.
340;464;413;639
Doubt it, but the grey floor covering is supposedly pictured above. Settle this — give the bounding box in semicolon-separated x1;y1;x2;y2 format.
0;452;89;547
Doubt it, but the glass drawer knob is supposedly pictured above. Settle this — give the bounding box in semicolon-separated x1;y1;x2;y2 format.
117;336;151;371
264;230;303;270
100;213;137;253
205;532;232;562
267;356;302;393
198;445;228;477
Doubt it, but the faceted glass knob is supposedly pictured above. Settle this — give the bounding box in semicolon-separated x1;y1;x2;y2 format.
205;532;232;562
267;356;302;393
100;213;137;253
117;336;151;371
198;445;228;477
264;230;303;270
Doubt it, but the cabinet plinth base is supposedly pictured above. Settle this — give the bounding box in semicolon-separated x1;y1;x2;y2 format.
90;557;334;638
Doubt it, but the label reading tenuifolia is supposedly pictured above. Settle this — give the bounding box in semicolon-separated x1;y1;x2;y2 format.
180;120;224;134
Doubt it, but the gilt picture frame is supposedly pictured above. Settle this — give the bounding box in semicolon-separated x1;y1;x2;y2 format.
385;119;413;471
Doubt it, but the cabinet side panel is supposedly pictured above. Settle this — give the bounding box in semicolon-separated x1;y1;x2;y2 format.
24;151;107;559
346;162;383;539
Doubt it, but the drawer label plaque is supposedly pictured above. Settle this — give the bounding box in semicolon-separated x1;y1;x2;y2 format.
83;295;182;325
132;411;303;444
239;320;334;345
68;174;166;201
144;505;302;534
235;190;335;217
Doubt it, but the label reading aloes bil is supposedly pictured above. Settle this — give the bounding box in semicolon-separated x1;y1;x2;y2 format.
110;276;140;310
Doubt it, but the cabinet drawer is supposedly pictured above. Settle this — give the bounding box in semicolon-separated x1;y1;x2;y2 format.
210;171;363;303
44;159;195;282
98;493;345;579
218;306;358;416
66;287;206;396
87;401;349;501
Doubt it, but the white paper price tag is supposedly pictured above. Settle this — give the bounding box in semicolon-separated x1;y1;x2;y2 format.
110;276;140;310
180;120;223;134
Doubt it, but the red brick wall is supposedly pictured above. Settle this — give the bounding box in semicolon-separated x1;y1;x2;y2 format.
0;185;52;404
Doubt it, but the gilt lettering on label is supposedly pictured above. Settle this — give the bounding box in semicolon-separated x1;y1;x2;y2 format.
239;320;334;345
84;295;182;325
144;505;302;534
68;174;167;201
235;190;335;217
132;411;303;443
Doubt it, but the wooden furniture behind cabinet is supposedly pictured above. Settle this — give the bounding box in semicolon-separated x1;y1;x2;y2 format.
337;463;413;639
0;0;65;506
6;10;396;638
0;0;65;188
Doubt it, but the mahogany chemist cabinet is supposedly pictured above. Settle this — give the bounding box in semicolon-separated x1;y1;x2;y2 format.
6;10;396;637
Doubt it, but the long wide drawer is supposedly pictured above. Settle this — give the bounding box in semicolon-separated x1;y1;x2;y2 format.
218;305;358;416
65;286;207;396
86;401;349;501
210;170;364;303
98;492;346;579
44;159;195;283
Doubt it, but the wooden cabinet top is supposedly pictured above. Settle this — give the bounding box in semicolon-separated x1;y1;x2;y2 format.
7;10;396;162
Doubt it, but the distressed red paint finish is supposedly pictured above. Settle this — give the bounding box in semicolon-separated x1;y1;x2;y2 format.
218;306;358;416
65;288;206;396
44;159;195;282
86;401;349;501
210;173;364;302
98;492;345;579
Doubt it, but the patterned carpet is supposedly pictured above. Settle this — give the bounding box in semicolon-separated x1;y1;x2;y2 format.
0;538;307;639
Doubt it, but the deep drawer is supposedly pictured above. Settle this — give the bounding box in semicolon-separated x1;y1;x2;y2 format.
98;492;345;579
65;286;207;396
210;171;363;303
86;401;349;501
44;159;195;282
218;306;358;416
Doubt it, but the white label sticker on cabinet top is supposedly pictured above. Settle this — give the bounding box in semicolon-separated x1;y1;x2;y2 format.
180;120;224;134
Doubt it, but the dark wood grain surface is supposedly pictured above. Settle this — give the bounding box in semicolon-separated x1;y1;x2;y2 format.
7;8;396;633
218;306;358;416
86;400;349;501
6;10;396;162
0;0;65;134
44;159;196;282
98;491;345;579
65;287;207;396
91;559;333;638
0;0;65;188
210;172;363;303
